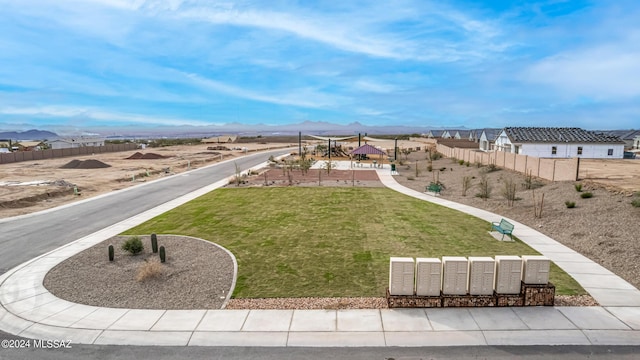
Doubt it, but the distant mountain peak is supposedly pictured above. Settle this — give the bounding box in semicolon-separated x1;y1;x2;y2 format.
0;129;59;140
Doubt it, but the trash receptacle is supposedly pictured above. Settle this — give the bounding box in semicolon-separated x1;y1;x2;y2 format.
391;164;396;172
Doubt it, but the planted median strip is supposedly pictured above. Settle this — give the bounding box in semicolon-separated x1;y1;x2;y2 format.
124;187;584;298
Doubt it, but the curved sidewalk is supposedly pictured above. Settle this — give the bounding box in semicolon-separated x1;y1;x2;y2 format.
0;169;638;347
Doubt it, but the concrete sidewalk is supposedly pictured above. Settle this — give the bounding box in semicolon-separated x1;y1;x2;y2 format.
0;168;639;347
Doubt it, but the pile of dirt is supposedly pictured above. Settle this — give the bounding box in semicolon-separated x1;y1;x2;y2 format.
126;152;167;160
60;159;111;169
0;188;75;209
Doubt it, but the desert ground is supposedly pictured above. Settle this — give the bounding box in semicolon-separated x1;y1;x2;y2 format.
389;151;640;292
0;142;295;218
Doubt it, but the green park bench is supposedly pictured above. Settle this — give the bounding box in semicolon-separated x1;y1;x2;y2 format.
426;182;442;195
491;218;514;240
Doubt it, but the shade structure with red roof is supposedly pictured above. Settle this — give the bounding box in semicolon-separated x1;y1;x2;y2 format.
349;144;387;156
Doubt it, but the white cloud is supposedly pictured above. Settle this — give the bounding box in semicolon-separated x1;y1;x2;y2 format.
0;106;211;127
352;80;400;93
184;73;343;109
523;43;640;99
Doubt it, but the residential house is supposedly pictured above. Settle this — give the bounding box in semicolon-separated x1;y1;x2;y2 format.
468;130;476;142
598;130;640;149
494;127;625;159
15;141;45;151
46;138;105;149
0;140;11;153
441;130;452;139
634;135;640;150
478;128;501;151
454;130;472;140
423;130;436;139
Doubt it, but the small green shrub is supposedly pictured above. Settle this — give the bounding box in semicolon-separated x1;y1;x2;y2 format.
122;236;144;255
580;192;593;199
574;183;583;192
458;159;464;165
465;161;470;167
565;201;576;208
427;165;433;172
631;198;640;208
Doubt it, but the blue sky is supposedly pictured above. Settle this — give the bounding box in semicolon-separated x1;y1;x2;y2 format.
1;0;639;134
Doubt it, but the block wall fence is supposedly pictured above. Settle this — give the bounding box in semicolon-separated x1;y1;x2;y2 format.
0;143;138;165
435;143;579;182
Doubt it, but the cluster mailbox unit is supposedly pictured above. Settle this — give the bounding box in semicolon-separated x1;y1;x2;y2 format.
388;255;552;306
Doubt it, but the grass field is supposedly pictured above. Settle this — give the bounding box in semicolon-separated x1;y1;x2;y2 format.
124;187;584;298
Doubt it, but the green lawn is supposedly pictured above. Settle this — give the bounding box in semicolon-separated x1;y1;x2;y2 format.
124;187;585;297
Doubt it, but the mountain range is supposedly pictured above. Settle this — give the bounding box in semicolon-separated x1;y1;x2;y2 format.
0;129;60;140
1;121;468;139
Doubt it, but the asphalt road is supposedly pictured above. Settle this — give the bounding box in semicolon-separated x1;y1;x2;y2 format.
0;148;291;276
1;344;639;360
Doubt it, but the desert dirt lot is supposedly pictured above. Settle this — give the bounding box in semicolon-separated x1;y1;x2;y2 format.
579;158;640;192
0;142;295;218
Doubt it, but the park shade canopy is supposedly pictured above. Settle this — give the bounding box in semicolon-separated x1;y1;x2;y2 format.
350;144;387;156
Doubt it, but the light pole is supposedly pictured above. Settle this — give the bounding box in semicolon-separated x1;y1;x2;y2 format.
394;138;398;161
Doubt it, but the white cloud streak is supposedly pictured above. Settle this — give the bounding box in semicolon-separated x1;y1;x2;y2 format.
184;73;343;109
0;106;211;127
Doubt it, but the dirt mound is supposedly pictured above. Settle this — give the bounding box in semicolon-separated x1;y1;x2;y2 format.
60;159;111;169
0;188;75;209
126;152;167;160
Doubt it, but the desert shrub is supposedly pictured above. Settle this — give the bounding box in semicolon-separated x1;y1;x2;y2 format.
465;161;470;167
136;260;162;282
565;201;576;208
580;192;593;199
501;177;518;206
439;167;447;171
476;174;492;200
430;152;443;160
427;165;433;172
122;236;144;255
523;170;533;190
407;176;415;180
458;159;464;165
632;198;640;208
484;163;498;173
461;176;472;196
574;183;583;192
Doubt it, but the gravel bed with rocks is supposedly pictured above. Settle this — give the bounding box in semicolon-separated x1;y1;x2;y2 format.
44;235;235;310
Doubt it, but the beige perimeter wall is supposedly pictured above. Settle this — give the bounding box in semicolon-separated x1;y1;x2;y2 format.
436;144;578;182
0;143;137;165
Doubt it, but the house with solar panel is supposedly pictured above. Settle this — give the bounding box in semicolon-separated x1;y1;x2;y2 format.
493;127;626;159
478;128;501;151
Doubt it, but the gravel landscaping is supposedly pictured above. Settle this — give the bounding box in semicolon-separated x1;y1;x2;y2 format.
44;235;236;309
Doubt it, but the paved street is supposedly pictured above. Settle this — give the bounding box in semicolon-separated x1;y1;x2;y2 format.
0;148;291;275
